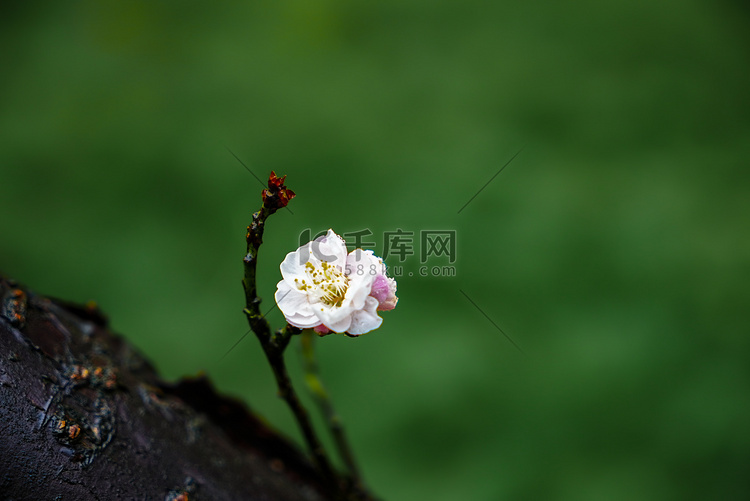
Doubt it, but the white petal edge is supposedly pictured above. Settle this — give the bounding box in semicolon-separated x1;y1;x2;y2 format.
344;249;380;310
310;229;348;269
275;280;320;328
322;312;352;334
280;245;312;287
347;297;383;335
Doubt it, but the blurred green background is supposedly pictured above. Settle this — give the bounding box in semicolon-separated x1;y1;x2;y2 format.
2;1;749;499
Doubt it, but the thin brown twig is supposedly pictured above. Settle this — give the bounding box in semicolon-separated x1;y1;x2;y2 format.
241;177;337;487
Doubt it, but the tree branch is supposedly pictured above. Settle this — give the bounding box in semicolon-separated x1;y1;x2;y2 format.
0;275;333;500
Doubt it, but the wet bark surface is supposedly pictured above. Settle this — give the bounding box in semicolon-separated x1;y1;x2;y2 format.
0;276;332;500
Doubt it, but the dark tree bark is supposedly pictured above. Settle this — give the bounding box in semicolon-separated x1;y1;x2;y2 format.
0;275;337;500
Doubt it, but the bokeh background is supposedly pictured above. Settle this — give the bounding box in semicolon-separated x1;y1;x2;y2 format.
2;1;749;499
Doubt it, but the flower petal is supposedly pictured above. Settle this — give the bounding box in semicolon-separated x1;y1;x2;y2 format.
321;312;352;333
344;249;380;310
369;274;390;303
314;300;353;327
375;276;398;311
310;229;348;269
347;296;383;335
275;280;319;328
280;245;312;287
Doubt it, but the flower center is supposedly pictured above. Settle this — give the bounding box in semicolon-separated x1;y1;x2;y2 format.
296;261;349;308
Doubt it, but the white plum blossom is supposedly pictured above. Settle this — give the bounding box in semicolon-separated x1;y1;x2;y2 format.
275;229;398;336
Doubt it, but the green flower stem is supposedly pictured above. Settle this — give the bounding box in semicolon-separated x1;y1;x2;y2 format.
241;204;336;487
261;324;336;485
300;330;362;487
